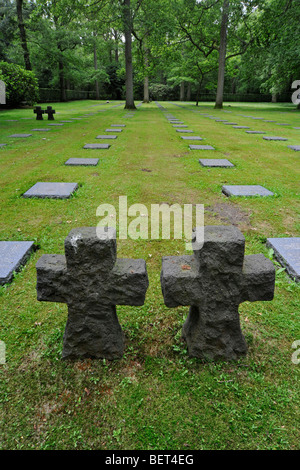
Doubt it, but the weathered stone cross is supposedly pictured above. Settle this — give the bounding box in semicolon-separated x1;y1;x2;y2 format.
45;106;55;120
36;227;149;360
34;106;44;120
161;225;275;361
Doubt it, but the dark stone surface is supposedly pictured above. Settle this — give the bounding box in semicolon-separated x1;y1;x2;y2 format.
9;134;32;138
36;227;149;359
0;241;34;285
96;135;117;139
23;182;78;199
190;144;215;150
266;237;300;282
263;136;288;141
45;106;55;120
65;158;99;166
84;143;110;149
199;159;234;167
222;185;274;197
161;225;275;360
34;106;44;120
288;145;300;151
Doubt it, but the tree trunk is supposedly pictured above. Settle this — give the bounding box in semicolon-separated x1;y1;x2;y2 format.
58;59;67;102
186;82;191;101
113;29;119;62
123;0;136;109
93;36;100;100
16;0;32;71
214;0;230;109
271;93;277;103
180;81;185;101
143;76;149;103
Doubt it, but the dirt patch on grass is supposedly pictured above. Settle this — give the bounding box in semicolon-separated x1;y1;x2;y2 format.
205;202;252;230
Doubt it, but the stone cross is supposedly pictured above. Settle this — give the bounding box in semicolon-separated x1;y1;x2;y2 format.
161;225;275;361
36;227;149;360
45;106;55;120
34;106;44;120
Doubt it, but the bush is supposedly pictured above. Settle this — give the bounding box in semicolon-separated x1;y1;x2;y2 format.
0;61;39;106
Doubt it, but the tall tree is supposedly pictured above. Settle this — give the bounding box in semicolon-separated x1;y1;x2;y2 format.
214;0;229;108
121;0;136;109
16;0;32;70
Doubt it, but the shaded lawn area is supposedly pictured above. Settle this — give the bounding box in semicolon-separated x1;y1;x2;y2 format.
0;100;299;450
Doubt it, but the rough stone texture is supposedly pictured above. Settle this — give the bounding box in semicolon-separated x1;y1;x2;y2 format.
83;144;110;149
288;145;300;151
34;106;44;120
36;227;149;359
161;225;275;360
0;241;34;285
9;134;32;138
266;237;300;282
65;158;99;166
190;145;215;150
199;159;234;167
222;185;274;197
45;106;55;120
23;182;78;199
263;136;288;141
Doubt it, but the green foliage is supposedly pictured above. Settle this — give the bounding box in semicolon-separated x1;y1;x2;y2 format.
0;61;39;106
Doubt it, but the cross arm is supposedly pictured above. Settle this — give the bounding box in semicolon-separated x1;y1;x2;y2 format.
241;254;275;303
36;254;68;303
108;258;149;306
160;255;200;308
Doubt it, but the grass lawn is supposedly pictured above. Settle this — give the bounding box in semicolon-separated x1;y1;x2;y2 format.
0;100;299;450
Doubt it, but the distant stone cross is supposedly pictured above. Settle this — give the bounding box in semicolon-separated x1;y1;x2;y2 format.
34;106;44;120
45;106;55;120
36;227;149;360
161;225;275;361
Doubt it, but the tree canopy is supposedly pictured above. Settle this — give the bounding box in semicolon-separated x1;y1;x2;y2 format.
0;0;298;108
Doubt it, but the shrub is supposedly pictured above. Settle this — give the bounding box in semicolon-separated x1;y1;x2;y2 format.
0;61;39;106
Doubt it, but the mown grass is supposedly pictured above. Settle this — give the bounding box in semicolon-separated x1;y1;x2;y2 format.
0;100;299;450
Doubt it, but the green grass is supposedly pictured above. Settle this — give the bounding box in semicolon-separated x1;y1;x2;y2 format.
0;100;299;450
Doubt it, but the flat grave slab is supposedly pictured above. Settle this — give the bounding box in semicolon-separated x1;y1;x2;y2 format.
233;126;250;129
246;131;266;134
276;123;289;126
293;127;300;130
105;128;122;132
9;134;32;138
0;241;35;285
176;129;193;133
0;144;7;148
215;119;228;122
189;144;215;150
264;120;276;123
31;128;51;131
111;124;125;127
60;120;73;123
96;135;117;139
223;122;238;125
287;145;300;151
23;182;78;199
65;158;99;166
181;136;203;140
199;159;234;167
83;143;110;149
173;125;187;127
48;123;64;126
222;185;274;197
266;237;300;282
263;136;288;141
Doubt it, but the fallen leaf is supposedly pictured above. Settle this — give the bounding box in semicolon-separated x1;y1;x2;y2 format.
181;264;191;270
